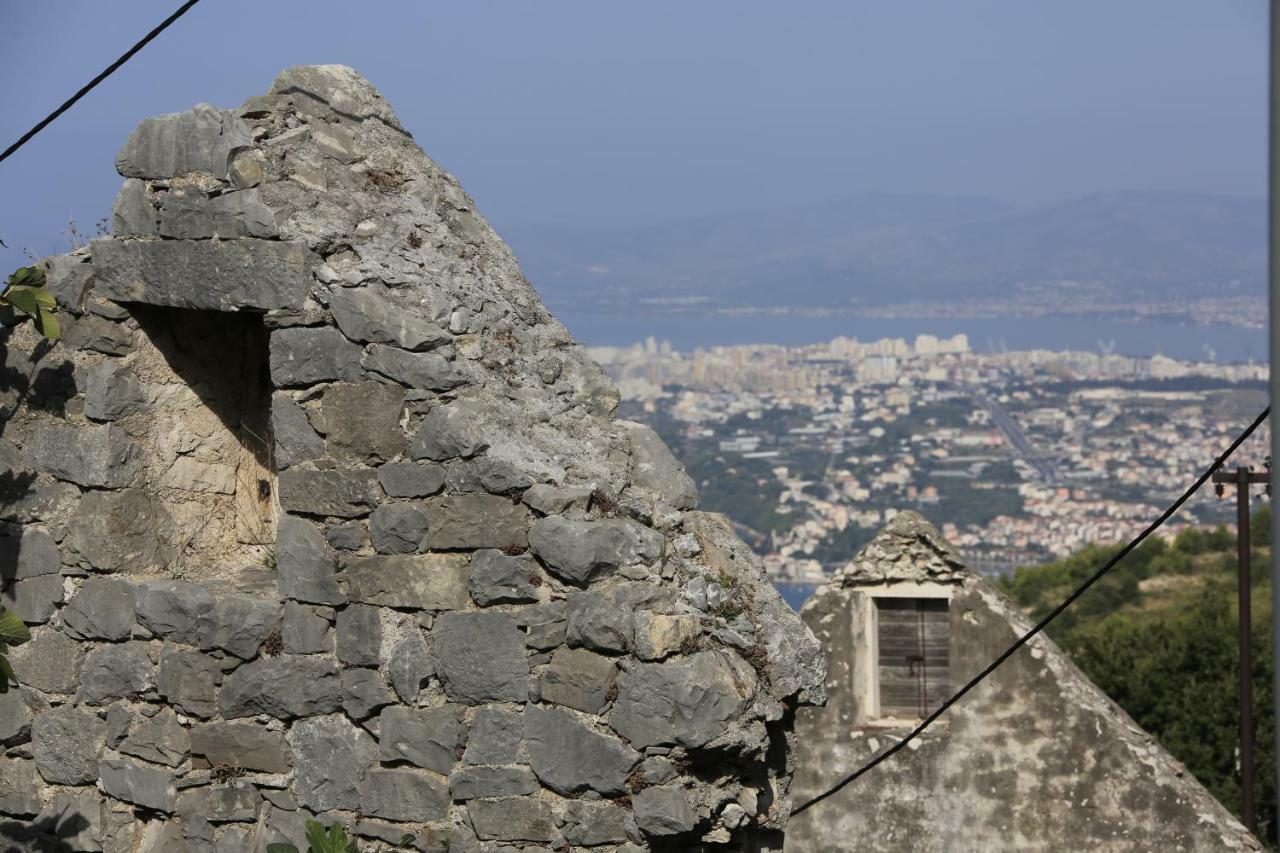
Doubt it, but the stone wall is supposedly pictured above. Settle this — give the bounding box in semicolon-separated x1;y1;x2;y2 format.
785;511;1260;852
0;66;824;852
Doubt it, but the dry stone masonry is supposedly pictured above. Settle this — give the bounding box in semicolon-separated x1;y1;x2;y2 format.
0;66;824;852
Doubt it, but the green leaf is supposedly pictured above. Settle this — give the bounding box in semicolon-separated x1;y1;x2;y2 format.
5;266;44;289
33;305;59;340
266;845;301;853
0;608;30;646
304;821;355;853
4;285;44;317
0;654;15;693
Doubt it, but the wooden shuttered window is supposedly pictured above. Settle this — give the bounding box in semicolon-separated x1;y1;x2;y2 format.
876;597;950;719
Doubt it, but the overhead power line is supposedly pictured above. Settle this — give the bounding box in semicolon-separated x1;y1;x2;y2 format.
792;405;1272;817
0;0;204;166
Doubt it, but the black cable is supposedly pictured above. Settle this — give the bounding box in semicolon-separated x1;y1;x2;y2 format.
792;405;1272;816
0;0;204;166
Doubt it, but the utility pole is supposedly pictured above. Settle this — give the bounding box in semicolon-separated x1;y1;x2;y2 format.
1215;465;1269;835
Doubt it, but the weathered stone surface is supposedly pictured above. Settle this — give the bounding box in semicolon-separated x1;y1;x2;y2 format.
203;595;281;659
562;799;630;846
67;488;169;572
62;313;135;355
522;484;594;517
93;238;314;312
376;462;445;498
84;361;145;422
272;64;404;127
269;326;364;387
433;612;528;704
119;708;189;767
0;479;78;526
33;705;104;784
23;423;141;488
276;516;343;605
0;689;30;745
13;631;82;697
291;713;377;812
32;789;101;850
134;581;215;645
449;765;538;800
278;469;379;517
621;421;698;510
634;611;701;661
158;185;213;238
387;629;432;703
346;553;469;610
325;520;369;551
219;655;341;719
566;591;634;654
0;758;41;816
378;705;462;773
359;767;449;823
529;517;663;584
210;188;278;238
270;394;324;468
363;345;461;390
336;603;381;666
282;602;332;654
191;722;292;774
633;786;696;836
99;758;177;813
112;177;157;236
177;781;259;823
329;285;452;352
540;647;617;715
157;645;220;719
469;549;540;606
43;253;94;313
467;796;556;843
0;574;61;623
341;668;393;720
422;494;528;551
62;577;136;640
81;642;156;704
524;706;638;796
115;103;252;178
369;502;429;554
312;124;363;163
409;403;488;461
609;651;754;749
318;381;406;461
462;708;522;766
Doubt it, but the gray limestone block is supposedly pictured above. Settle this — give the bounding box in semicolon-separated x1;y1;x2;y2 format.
517;601;567;650
377;462;446;498
0;688;31;746
466;796;557;843
115;103;252;179
461;708;522;766
620;421;698;510
43;253;94;313
312;124;364;163
449;458;533;496
80;641;156;704
433;611;529;704
336;603;382;666
269;326;365;387
329;284;452;351
449;765;538;801
270;393;324;469
409;403;488;461
84;362;146;422
540;647;617;715
0;525;59;579
228;147;266;188
112;177;157;236
218;655;342;720
561;799;630;847
190;721;292;774
158;186;213;238
633;786;696;837
68;488;169;573
271;65;404;128
10;629;83;694
32;789;101;850
0;574;62;623
378;705;462;773
290;713;378;811
276;515;344;605
317;381;407;462
566;591;634;654
422;494;528;551
157;645;221;719
33;705;105;785
282;601;333;654
468;549;540;606
609;651;754;750
61;313;135;355
23;422;142;489
634;611;702;661
345;553;469;610
209;188;278;238
325;520;370;551
119;708;189;768
63;577;138;639
640;756;677;785
363;345;461;390
198;594;282;659
0;480;79;527
0;758;42;817
359;767;449;823
528;517;664;584
99;758;177;814
177;781;259;823
387;628;432;703
133;580;215;645
93;238;315;312
523;706;639;796
341;668;393;720
278;468;380;518
369;502;429;554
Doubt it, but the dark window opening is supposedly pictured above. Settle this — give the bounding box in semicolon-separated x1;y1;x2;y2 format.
876;597;950;719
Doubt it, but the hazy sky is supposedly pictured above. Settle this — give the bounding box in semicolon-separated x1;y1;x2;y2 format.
0;0;1268;261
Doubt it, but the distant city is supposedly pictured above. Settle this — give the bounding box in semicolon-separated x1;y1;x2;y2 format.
590;333;1269;596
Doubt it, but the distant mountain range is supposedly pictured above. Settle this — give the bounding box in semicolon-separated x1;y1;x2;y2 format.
498;191;1265;315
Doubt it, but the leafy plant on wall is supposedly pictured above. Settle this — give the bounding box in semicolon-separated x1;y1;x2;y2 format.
1;266;60;341
0;608;30;692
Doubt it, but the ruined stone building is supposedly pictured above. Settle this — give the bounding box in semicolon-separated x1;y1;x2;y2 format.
0;66;825;852
786;511;1261;852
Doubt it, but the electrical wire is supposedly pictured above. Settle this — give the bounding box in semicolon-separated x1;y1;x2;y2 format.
791;405;1272;816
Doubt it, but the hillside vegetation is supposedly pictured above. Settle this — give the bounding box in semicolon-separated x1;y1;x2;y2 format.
1001;506;1276;844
